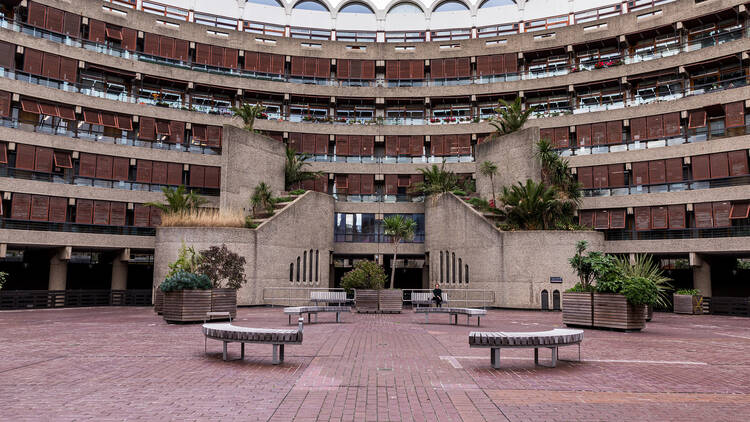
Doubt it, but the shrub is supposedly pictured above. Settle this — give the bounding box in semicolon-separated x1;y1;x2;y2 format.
197;244;247;289
244;216;259;229
159;271;212;292
167;243;202;278
675;288;701;296
275;196;295;203
451;189;467;197
290;189;306;195
340;260;387;292
620;275;659;306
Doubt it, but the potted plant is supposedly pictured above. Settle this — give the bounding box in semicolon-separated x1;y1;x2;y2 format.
160;270;213;323
197;244;248;318
341;260;387;313
673;289;703;314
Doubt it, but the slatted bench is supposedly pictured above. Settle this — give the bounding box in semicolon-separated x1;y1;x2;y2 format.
202;318;303;364
310;291;348;305
284;306;351;324
468;328;584;368
415;307;486;326
411;292;449;307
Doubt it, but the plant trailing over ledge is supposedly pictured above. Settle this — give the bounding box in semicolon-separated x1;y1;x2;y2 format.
159;270;212;292
410;162;460;197
146;185;207;215
290;189;306;195
383;214;417;289
675;288;701;296
340;260;387;293
489;98;534;136
230;102;265;132
197;244;247;289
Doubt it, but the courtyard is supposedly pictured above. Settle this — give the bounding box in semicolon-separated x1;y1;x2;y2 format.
0;307;749;421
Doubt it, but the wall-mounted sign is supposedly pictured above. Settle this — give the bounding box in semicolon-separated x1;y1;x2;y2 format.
550;276;563;283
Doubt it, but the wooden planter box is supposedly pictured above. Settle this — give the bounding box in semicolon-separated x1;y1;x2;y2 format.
593;293;645;331
645;304;653;322
674;294;703;314
562;292;593;327
379;289;403;313
154;289;164;314
162;289;212;323
355;290;379;313
210;288;237;318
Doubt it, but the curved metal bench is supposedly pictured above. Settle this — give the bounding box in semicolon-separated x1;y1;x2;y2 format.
415;307;486;326
284;306;351;324
202;318;303;364
469;328;584;368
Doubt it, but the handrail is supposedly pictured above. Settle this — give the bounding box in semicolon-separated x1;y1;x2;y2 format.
582;174;750;197
262;287;348;307
604;225;750;241
402;289;496;308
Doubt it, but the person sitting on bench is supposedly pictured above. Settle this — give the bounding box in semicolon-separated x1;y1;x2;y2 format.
432;283;443;308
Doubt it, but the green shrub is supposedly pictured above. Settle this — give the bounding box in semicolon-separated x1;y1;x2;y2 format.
159;271;212;292
275;196;295;203
244;216;259;229
340;260;387;292
675;288;701;296
290;189;306;195
565;283;591;293
620;275;659;306
451;189;467;197
197;244;247;289
167;243;202;278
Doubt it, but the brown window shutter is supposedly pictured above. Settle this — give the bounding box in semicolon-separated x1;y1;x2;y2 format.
399;60;411;79
39;103;58;117
411;60;424;79
105;26;123;41
504;53;518;73
287;132;301;152
385;136;398;156
728;150;749;176
192;125;207;143
348;136;361;156
167;163;182;186
174;39;189;62
459;135;472;155
100;112;117;128
0;91;10;118
691;155;710;180
646;115;663;139
577;167;593;189
291;56;304;76
665;158;683;183
338;59;350;79
15;143;36;170
59;12;79;38
398;136;411;156
385;174;398;195
540;128;553;143
594;210;609;229
725;102;745;128
491;54;504;75
244;51;258;71
348;60;361;79
190;165;205;187
210;46;224;67
121;28;137;51
109;202;126;226
662;113;681;137
592;165;608;188
30;195;50;221
159;36;175;59
317;58;330;79
45;7;64;33
11;193;32;219
34;146;53;173
204;167;220;189
651;206;668;229
151;161;168;185
409;136;423;156
150;207;162;227
335;174;348;192
606;121;622;144
93;200;110;225
52;151;72;169
348;174;361;194
693;202;714;228
578;211;594;228
360;174;374;194
385;61;398;80
256;52;269;73
444;58;456;78
206;126;222;147
688;110;706;129
133;204;150;227
195;43;210;65
59;57;77;83
361;136;374;156
303;57;316;77
224;48;238;69
362;60;375;79
456;58;470;78
42;53;60;79
315;134;328;155
139;117;156;141
112;157;129;181
135;160;152;183
0;42;13;71
431;58;444;79
301;178;314;191
554;127;569;149
75;199;93;224
315;175;327;193
116;115;133;131
713;201;731;227
476;55;491;76
634;207;651;231
302;133;316;154
576;124;591;146
48;196;67;222
96;155;113;179
632;161;649;185
668;205;686;229
648;160;666;184
168;121;185;144
591;123;606;145
57;105;75;121
88;19;106;43
24;48;44;75
433;136;446;156
609;209;626;229
155;120;171;136
271;54;284;75
411;174;424;187
607;164;625;187
709;152;729;179
630;117;647;141
27;1;47;27
83;109;101;125
78;153;97;178
0;142;7;164
730;202;750;219
336;136;349;156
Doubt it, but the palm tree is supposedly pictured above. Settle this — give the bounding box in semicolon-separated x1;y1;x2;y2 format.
230;103;265;132
534;139;582;205
490;98;534;136
498;179;559;230
250;182;274;217
146;185;206;214
383;214;417;289
410;162;459;196
284;146;322;190
479;160;498;206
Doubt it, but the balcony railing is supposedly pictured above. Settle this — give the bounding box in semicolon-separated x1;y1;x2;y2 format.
334;232;426;243
307;154;474;163
0;289;152;310
604;225;750;241
331;193;425;203
0;219;156;236
582;174;750;197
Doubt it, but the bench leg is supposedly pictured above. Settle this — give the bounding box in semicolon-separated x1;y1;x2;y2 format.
223;341;228;361
534;348;539;365
280;344;285;362
550;347;558;367
336;312;340;323
307;313;311;323
491;348;501;369
425;313;429;323
288;314;291;325
477;317;480;327
272;344;280;365
241;343;245;360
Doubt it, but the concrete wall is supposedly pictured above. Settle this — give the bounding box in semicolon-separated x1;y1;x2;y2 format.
153;191;334;305
475;127;541;201
220;126;286;211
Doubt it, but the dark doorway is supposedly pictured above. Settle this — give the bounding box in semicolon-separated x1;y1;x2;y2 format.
127;263;154;289
0;250;50;290
541;290;549;310
553;290;561;310
384;254;425;290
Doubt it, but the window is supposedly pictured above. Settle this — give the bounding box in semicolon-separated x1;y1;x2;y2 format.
247;0;283;5
296;257;300;281
465;265;469;284
339;2;374;13
293;0;329;11
309;249;313;282
439;251;444;283
303;251;307;282
388;3;423;14
458;258;462;283
479;0;515;7
315;250;319;282
433;1;469;12
290;263;294;282
478;23;519;38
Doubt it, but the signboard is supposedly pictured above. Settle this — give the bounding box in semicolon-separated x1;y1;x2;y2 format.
550;276;563;283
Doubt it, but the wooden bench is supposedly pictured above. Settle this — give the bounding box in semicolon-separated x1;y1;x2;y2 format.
204;311;232;323
411;292;449;307
415;307;486;326
310;291;348;305
284;306;351;324
469;328;584;368
202;318;303;364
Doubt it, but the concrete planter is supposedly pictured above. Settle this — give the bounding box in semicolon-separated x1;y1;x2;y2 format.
378;289;403;313
673;294;703;314
354;289;403;313
162;289;212;323
563;292;646;331
210;288;237;318
355;290;379;313
154;289;164;314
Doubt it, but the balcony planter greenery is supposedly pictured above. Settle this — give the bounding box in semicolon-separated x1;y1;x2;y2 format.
673;289;703;314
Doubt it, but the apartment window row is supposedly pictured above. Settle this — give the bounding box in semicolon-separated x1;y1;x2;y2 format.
287;134;473;158
334;213;425;243
580;201;750;231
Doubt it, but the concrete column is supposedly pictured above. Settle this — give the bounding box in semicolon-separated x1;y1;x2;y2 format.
48;247;71;291
111;259;128;291
691;253;712;297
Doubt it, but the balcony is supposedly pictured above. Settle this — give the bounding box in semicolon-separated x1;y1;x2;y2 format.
0;218;156;236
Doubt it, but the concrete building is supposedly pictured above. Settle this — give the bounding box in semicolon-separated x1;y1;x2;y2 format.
1;0;749;309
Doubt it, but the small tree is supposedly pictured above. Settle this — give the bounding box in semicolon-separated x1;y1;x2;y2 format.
410;163;460;196
230;103;265;132
479;160;498;205
284;147;322;190
489;98;534;136
167;242;202;278
383;215;417;289
198;244;247;289
251;182;275;217
340;260;387;293
146;185;206;215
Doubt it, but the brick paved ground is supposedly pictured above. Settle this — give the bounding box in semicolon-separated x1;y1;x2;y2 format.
1;307;749;421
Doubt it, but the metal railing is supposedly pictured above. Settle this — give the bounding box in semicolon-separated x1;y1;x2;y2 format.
0;289;152;310
583;174;750;197
262;287;348;307
604;225;750;241
334;232;426;243
402;289;496;308
0;219;156;236
261;287;496;308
